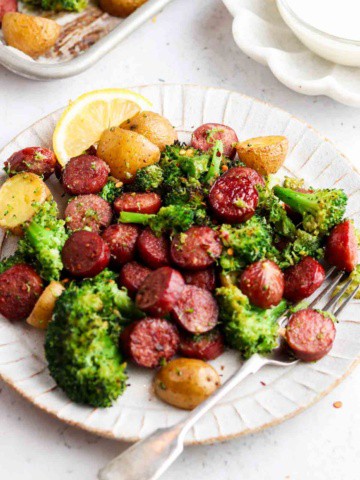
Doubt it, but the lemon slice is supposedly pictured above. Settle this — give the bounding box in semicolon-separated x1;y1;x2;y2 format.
53;89;152;166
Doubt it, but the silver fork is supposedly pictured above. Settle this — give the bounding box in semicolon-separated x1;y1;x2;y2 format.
98;268;359;480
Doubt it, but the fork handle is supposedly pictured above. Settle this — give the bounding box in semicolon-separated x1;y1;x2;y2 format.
98;354;266;480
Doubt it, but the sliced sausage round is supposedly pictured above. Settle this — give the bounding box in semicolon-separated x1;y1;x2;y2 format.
118;261;151;297
62;230;110;278
284;256;325;303
120;318;180;368
5;147;57;180
182;267;216;291
0;0;17;23
171;285;219;334
137;227;170;269
170;226;222;271
136;267;185;316
0;264;43;321
285;309;336;362
179;329;224;361
224;166;265;187
239;259;284;309
325;220;358;272
208;174;258;224
114;192;161;215
65;194;112;233
102;224;140;266
191;123;239;159
62;155;110;195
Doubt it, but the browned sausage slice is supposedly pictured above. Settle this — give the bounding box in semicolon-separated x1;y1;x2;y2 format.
182;267;216;291
284;256;325;303
118;261;151;297
137;227;170;269
102;224;140;266
171;285;219;334
62;155;110;195
224;166;265;187
62;231;110;278
114;192;161;215
120;318;180;368
285;309;336;362
136;267;185;316
0;264;43;321
208;174;258;224
170;226;222;271
179;329;224;361
5;147;57;180
325;220;358;272
191;123;239;159
65;194;112;233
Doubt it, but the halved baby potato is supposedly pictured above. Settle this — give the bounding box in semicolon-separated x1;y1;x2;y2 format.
2;13;61;59
0;173;51;235
236;136;288;175
27;281;65;330
99;0;147;18
120;111;177;151
97;127;160;183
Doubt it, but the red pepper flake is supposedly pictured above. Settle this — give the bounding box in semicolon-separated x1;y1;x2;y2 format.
260;381;266;386
333;401;343;409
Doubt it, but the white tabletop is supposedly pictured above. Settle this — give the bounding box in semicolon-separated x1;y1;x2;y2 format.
0;1;359;479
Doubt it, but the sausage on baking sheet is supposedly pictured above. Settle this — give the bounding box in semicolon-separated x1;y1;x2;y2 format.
118;261;151;297
171;285;219;334
136;266;185;316
65;194;112;233
182;267;216;292
137;227;170;269
284;256;325;303
191;123;239;159
170;226;222;271
179;329;224;361
114;192;161;215
0;264;43;321
325;220;358;272
5;147;57;180
62;155;109;195
285;308;336;362
120;318;180;368
102;223;141;266
62;230;110;278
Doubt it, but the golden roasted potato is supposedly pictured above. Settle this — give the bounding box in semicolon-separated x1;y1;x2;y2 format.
27;281;65;330
99;0;147;18
0;173;50;235
97;127;160;183
236;136;288;175
2;13;61;59
120;111;177;152
154;358;221;410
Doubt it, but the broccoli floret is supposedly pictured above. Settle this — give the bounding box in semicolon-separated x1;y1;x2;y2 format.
45;270;141;407
333;264;360;300
99;178;123;203
0;251;27;274
18;200;68;281
217;285;287;358
278;229;324;269
219;216;278;273
283;176;305;190
274;186;347;236
23;0;87;12
203;140;224;185
132;164;164;192
119;204;195;236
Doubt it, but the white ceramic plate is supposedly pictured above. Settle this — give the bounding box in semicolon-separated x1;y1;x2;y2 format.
223;0;360;107
0;84;359;444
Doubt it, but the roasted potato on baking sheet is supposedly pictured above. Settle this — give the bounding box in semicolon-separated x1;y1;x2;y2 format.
236;136;288;175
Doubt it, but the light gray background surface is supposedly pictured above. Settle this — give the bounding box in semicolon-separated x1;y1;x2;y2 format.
0;1;359;479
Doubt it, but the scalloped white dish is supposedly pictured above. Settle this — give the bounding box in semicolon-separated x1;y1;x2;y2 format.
0;84;359;444
223;0;360;107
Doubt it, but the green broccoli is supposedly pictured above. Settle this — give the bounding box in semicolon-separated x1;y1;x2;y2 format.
333;264;360;300
217;285;287;358
283;176;305;190
99;178;123;203
0;251;27;275
273;186;347;236
45;270;141;408
219;216;278;273
203;140;224;185
23;0;87;12
18;200;68;281
132;164;164;192
278;229;324;269
119;204;195;236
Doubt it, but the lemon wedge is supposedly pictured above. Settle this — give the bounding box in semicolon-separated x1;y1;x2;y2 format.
53;88;152;166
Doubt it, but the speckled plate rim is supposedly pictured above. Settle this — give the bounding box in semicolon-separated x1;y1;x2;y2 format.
0;84;359;445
